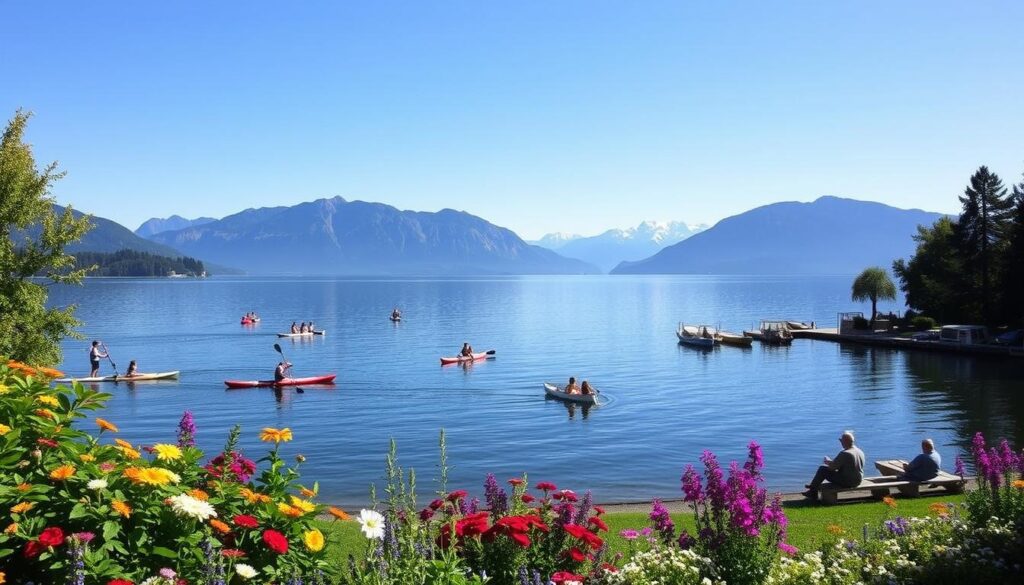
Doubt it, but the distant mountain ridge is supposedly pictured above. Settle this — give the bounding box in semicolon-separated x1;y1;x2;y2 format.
532;220;708;272
611;196;946;275
25;205;188;257
136;215;217;238
148;197;599;275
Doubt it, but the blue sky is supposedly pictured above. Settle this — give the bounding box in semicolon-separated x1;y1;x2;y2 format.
4;1;1022;239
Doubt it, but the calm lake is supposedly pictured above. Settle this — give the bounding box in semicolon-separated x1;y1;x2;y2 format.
50;275;1024;507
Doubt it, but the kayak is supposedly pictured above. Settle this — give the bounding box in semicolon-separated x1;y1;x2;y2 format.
439;350;495;365
224;375;336;389
55;371;180;383
276;330;326;338
241;318;260;324
544;382;599;405
390;316;401;322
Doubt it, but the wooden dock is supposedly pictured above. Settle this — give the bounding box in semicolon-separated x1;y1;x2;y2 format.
791;328;1024;359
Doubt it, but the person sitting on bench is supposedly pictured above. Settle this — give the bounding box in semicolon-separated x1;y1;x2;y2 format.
803;430;865;500
898;438;941;482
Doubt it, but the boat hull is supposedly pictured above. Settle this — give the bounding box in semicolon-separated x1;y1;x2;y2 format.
440;351;494;365
224;375;336;389
276;331;326;338
55;371;180;383
676;331;715;348
544;383;598;404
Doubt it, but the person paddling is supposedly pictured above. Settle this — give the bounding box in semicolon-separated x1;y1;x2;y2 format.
299;322;308;334
565;376;580;394
308;321;316;334
392;307;402;320
460;342;474;357
125;360;138;378
274;360;292;382
89;341;108;377
290;321;299;334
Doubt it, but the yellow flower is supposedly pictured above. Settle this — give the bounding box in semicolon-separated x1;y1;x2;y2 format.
10;502;34;514
123;466;178;486
882;496;897;508
259;427;293;443
96;418;119;433
79;454;96;462
277;503;303;518
112;499;132;518
152;443;182;461
289;495;316;513
119;446;141;460
328;506;351;521
0;423;10;435
0;384;8;395
1012;479;1024;489
36;395;59;407
114;438;133;449
50;464;76;481
3;522;17;534
303;528;325;552
825;524;844;535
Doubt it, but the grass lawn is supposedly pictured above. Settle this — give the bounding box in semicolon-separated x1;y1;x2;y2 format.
315;492;966;563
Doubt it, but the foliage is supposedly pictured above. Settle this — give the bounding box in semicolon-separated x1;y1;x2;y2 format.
850;267;897;326
893;217;972;324
69;250;206;277
910;316;936;331
962;432;1024;528
0;110;93;366
591;545;723;585
0;361;339;583
1003;177;1024;328
957;166;1012;323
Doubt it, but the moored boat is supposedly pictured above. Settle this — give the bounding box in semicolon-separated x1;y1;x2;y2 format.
543;382;599;405
715;330;753;347
786;321;813;330
223;374;336;389
676;323;716;348
439;350;495;365
55;371;180;383
744;320;794;345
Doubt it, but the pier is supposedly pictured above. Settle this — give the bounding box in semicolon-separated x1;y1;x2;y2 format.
791;327;1024;359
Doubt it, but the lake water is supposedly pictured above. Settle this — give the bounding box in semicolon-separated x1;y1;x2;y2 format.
49;275;1024;507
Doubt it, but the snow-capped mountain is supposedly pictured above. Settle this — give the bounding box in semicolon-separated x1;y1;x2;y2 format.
532;220;708;272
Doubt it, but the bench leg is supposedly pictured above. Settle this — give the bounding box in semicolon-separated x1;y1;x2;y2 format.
870;488;890;500
897;484;920;497
820;491;838;505
943;482;965;494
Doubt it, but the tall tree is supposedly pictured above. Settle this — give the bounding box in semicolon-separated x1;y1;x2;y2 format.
0;110;92;365
851;266;897;327
1003;173;1024;328
893;217;971;324
957;166;1012;323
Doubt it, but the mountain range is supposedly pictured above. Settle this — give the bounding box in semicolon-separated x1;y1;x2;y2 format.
531;221;708;272
145;197;599;275
26;205;186;257
135;215;217;238
611;196;945;275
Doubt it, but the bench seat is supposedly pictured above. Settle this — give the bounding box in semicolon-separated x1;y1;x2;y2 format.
816;460;967;505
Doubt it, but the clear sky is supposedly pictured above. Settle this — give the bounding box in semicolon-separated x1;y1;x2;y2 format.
4;1;1022;239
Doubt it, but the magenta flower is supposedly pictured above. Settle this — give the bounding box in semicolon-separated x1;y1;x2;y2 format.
177;410;196;448
954;454;965;478
681;464;703;502
779;542;798;556
619;528;639;541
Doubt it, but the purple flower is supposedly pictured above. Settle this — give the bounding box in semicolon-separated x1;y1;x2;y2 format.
884;516;909;537
159;568;177;579
744;440;764;477
677;530;694;550
177;410;196;447
954;455;965;478
779;542;798;556
72;532;95;543
650;499;676;544
681;464;703;503
640;527;653;537
483;474;508;518
619;528;639;541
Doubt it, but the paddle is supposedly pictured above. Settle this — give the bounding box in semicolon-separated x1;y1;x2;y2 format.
102;344;119;378
272;343;304;393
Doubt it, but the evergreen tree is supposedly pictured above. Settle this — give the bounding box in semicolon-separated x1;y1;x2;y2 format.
0;110;93;365
893;217;972;323
957;166;1012;323
1003;173;1024;328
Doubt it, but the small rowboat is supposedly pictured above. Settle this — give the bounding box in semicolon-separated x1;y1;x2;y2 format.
715;330;753;347
676;324;716;348
223;375;336;389
439;350;495;365
544;382;599;405
276;330;326;338
55;371;180;383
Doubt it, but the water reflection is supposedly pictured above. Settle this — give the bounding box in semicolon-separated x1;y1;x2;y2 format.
547;397;595;420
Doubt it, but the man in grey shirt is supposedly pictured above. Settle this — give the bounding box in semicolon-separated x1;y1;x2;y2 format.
899;439;941;482
803;430;865;500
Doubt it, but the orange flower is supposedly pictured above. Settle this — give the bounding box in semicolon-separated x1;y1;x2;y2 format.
16;483;31;492
96;418;119;433
50;464;76;481
36;367;64;379
34;408;56;420
241;487;271;504
882;496;897;508
1012;479;1024;489
210;519;231;534
300;486;317;498
259;427;293;443
826;524;844;535
3;523;17;534
118;446;141;460
112;500;132;518
10;502;34;514
328;506;351;521
189;488;210;501
123;466;178;486
115;438;133;449
929;502;950;515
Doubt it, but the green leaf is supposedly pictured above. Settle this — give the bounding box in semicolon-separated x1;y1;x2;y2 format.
152;546;178;559
102;520;119;541
69;503;89;519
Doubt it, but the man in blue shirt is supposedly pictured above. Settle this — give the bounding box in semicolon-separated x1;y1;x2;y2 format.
899;438;941;482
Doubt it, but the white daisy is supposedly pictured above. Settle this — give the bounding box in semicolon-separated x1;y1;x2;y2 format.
87;478;108;490
357;508;385;539
167;493;217;520
234;563;258;579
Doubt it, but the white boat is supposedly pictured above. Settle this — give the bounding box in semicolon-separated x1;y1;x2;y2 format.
744;320;793;345
676;323;716;348
544;382;599;405
276;330;326;338
55;371;180;383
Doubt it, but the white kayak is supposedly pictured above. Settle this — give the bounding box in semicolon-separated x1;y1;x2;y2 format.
544;382;599;405
55;371;180;383
276;330;326;338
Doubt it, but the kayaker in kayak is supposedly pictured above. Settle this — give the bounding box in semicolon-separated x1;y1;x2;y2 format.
391;307;401;320
581;380;594;395
125;360;138;377
460;342;474;357
300;322;308;334
290;322;299;334
89;341;108;377
274;361;292;382
308;321;316;333
565;376;580;394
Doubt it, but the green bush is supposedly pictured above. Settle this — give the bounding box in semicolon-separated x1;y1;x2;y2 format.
912;316;937;331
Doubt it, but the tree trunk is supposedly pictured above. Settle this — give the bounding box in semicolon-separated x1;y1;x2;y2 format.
870;296;877;329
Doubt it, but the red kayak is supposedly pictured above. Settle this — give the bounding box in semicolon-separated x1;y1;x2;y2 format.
440;350;495;365
224;375;336;389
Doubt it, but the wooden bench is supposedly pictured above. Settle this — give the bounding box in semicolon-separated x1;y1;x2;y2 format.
818;476;914;505
874;459;966;494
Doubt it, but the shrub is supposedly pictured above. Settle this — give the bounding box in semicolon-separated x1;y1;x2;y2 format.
963;432;1024;529
0;360;342;583
591;546;723;585
911;316;937;331
851;316;870;330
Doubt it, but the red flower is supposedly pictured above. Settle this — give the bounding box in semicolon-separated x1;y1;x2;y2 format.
535;481;557;492
563;523;588;539
233;514;259;529
507;478;524;486
429;498;445;510
593;505;606;516
23;540;45;558
221;548;246;558
600;562;618;573
588;516;609;532
108;580;136;585
520;494;536;503
551;571;584;584
508;530;531;547
456;512;490;537
552;489;578;502
37;438;59;448
446;490;468;502
262;529;288;554
38;526;65;547
419;508;435;521
565;547;586;562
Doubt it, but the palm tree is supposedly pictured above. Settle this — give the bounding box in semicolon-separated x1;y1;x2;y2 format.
852;267;897;328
